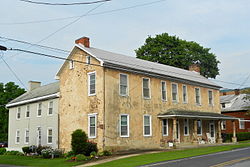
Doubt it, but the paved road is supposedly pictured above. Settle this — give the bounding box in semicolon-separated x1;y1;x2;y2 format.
140;147;250;167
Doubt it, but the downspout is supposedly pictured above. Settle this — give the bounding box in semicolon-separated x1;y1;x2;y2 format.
103;67;106;150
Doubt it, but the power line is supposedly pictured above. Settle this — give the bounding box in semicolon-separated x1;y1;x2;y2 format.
20;0;111;6
238;73;250;89
0;0;167;25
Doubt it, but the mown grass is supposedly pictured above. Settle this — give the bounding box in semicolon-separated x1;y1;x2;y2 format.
93;142;250;167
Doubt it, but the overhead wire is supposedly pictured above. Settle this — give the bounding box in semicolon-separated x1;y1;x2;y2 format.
20;0;111;6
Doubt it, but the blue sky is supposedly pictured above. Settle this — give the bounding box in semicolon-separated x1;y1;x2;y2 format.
0;0;250;90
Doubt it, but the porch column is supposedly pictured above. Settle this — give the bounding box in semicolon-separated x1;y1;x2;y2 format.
217;120;223;144
173;118;177;143
193;119;198;144
232;120;237;143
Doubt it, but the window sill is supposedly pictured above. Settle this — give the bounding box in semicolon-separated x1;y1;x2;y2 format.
88;94;96;96
89;136;96;139
143;97;151;100
120;94;129;97
120;136;129;138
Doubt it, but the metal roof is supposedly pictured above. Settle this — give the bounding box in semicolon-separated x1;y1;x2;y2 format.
76;44;221;89
220;94;238;103
221;94;250;112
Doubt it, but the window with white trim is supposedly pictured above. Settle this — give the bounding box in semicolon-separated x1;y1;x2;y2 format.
88;114;97;138
143;78;150;99
172;83;178;102
120;114;129;137
47;128;53;144
143;115;152;136
37;103;42;117
48;101;53;115
25;129;29;144
120;74;128;96
37;127;42;146
161;81;167;101
197;120;202;135
208;90;213;105
221;121;226;130
16;130;20;144
88;72;96;96
239;118;245;129
26;105;30;118
184;119;189;136
86;56;91;64
195;88;201;105
182;85;187;103
69;60;74;69
162;119;168;136
16;107;21;120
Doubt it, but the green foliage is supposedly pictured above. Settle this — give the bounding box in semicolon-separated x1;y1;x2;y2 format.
222;132;250;142
84;142;98;156
4;151;23;156
0;82;25;141
71;129;88;155
22;146;31;154
41;148;53;158
64;151;75;158
75;154;87;161
36;146;51;155
90;151;97;158
102;150;112;156
135;33;220;78
0;148;6;155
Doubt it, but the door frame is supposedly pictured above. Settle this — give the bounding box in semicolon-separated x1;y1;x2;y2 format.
209;122;216;140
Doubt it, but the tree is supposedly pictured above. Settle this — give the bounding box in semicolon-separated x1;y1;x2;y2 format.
71;129;88;154
135;33;220;78
0;82;25;141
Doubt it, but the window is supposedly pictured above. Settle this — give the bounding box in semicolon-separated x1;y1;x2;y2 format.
221;121;226;130
25;129;29;144
26;105;30;118
195;88;201;105
88;114;97;138
208;90;213;105
86;56;91;64
48;101;53;115
161;81;167;101
37;103;42;117
143;115;152;136
88;72;96;96
182;85;187;103
16;130;20;144
120;114;129;137
184;119;189;136
239;119;245;129
16;107;21;120
197;120;202;135
221;103;226;108
37;127;42;146
162;119;168;136
143;78;150;99
172;83;178;102
120;74;128;96
69;60;74;69
47;128;53;144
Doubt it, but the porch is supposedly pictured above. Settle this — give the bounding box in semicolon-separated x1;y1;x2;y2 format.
158;110;238;147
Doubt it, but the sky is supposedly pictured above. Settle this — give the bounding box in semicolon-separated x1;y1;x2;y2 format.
0;0;250;90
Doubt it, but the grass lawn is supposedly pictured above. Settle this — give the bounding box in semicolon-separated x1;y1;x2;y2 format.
93;142;250;167
0;155;82;167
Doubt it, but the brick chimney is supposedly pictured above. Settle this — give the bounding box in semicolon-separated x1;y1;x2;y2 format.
234;89;240;95
189;64;200;74
28;81;41;91
75;37;90;48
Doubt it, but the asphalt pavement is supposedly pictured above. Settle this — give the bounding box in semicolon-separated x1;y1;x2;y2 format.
140;147;250;167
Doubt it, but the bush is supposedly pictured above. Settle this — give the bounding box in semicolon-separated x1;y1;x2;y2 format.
84;142;98;156
222;132;250;142
75;154;87;161
4;151;22;155
90;151;97;158
53;149;63;158
41;148;53;158
64;151;75;158
0;148;6;155
37;146;51;155
103;150;112;156
22;146;31;154
71;129;88;155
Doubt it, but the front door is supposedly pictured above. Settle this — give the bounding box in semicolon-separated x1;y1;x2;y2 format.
209;122;216;143
176;120;180;142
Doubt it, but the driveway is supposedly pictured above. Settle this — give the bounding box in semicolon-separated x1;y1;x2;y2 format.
140;147;250;167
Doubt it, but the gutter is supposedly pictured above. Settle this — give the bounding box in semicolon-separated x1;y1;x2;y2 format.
157;114;237;120
6;93;60;108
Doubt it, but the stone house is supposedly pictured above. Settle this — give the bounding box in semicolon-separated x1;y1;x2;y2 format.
56;37;237;152
6;81;59;151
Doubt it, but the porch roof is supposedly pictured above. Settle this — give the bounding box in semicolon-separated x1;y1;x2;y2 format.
158;109;237;120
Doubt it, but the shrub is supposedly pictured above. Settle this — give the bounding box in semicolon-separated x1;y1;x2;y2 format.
37;146;51;155
84;142;98;156
71;129;88;155
103;150;112;156
22;146;31;154
223;132;250;142
64;151;75;158
4;151;22;155
0;148;6;155
41;148;53;158
29;145;37;153
53;149;63;158
90;151;97;158
75;154;87;161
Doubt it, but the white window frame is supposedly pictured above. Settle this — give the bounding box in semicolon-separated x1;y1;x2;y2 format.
37;126;42;146
161;81;167;101
120;114;129;137
69;60;74;69
143;115;152;136
142;78;151;99
221;120;226;130
86;55;91;64
88;71;96;96
184;119;189;136
195;87;201;105
182;85;188;104
208;90;214;106
162;119;168;136
24;129;29;144
197;119;202;136
119;73;129;96
48;101;53;116
15;129;20;144
37;103;42;117
16;107;21;120
239;118;245;129
25;105;30;118
171;83;178;102
88;113;97;138
47;128;53;144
